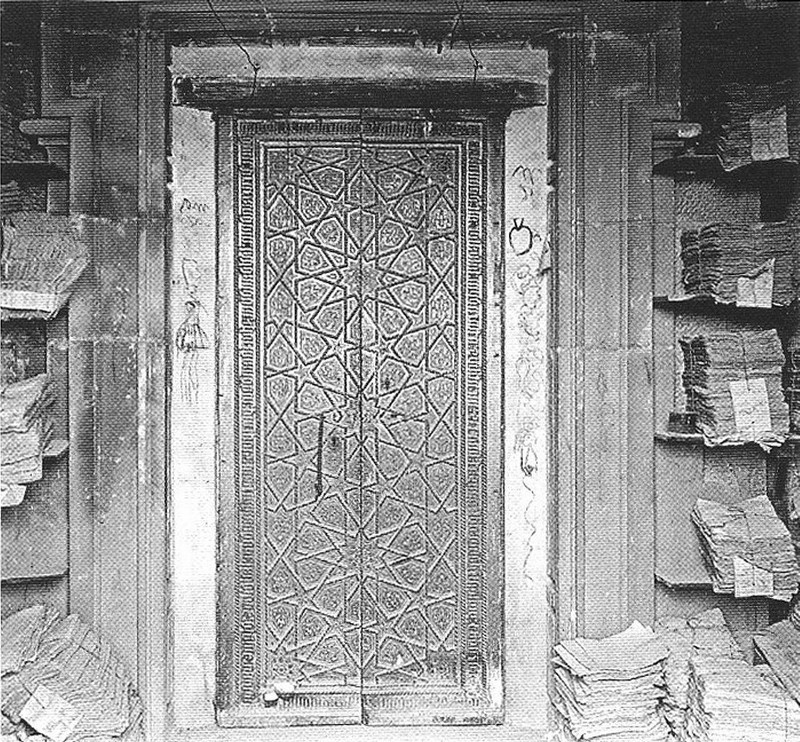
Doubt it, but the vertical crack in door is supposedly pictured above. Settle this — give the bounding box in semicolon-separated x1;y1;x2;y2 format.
218;112;502;727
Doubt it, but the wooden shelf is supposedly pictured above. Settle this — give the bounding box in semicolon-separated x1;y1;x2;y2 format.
656;432;800;446
653;154;798;179
653;295;793;313
655;569;712;590
0;161;67;184
655;431;704;443
43;438;69;459
1;307;66;322
0;570;68;585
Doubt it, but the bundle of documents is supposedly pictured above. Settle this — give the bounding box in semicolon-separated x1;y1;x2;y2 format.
1;212;89;318
692;495;799;602
787;346;800;432
1;182;22;213
754;618;800;705
655;609;743;741
680;329;790;448
1;374;54;505
711;79;799;171
1;607;142;742
685;656;800;741
1;605;60;676
791;602;800;632
679;222;798;306
551;621;669;742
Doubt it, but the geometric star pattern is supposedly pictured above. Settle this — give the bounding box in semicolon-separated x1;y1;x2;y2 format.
262;141;459;690
228;114;495;725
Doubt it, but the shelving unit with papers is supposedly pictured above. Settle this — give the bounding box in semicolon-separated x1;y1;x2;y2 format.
1;156;77;613
1;313;70;595
651;108;799;611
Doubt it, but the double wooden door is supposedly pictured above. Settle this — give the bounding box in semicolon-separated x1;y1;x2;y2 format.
216;111;503;726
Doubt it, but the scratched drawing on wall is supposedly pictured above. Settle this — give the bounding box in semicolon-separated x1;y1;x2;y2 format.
508;144;548;584
175;257;210;403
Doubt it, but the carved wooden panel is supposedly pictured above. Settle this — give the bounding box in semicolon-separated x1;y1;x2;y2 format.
219;113;502;726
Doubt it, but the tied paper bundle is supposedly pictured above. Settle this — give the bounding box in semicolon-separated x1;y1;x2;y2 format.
685;656;800;742
551;621;670;742
655;609;743;742
679;222;799;307
791;601;800;633
787;455;800;526
1;607;142;742
786;346;800;432
692;495;800;602
1;212;89;318
1;182;22;214
679;329;790;449
711;79;800;171
1;374;55;507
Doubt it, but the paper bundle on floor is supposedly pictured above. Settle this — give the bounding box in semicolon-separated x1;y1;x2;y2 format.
680;329;790;448
1;605;60;677
1;374;54;506
655;608;743;741
755;618;800;705
711;79;800;171
679;221;798;306
1;607;142;742
692;495;799;601
685;655;800;742
551;621;670;742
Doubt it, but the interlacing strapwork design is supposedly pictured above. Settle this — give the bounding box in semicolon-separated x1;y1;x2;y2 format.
229;116;494;723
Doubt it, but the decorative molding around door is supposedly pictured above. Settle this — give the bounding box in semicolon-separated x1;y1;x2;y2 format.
216;112;504;727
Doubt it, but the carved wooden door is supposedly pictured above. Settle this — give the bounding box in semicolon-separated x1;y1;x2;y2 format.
217;112;503;727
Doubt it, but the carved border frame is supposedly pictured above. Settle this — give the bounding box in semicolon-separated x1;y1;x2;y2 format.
216;111;504;727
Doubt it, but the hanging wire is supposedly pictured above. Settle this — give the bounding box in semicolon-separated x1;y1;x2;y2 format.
450;0;483;86
204;0;260;98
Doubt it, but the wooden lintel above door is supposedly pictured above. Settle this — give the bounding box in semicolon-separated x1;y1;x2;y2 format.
173;77;546;111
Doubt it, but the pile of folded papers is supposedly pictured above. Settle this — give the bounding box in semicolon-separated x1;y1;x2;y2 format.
680;329;790;448
655;609;744;741
1;183;22;214
679;222;798;306
1;374;54;506
685;655;800;741
711;79;799;171
786;345;800;432
791;602;800;632
1;605;142;742
754;618;800;706
1;212;89;318
551;621;669;742
692;495;800;602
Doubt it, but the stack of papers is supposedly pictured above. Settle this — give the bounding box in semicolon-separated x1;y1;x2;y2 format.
692;495;799;601
1;605;59;676
679;221;798;307
787;346;800;432
655;609;743;740
685;655;800;741
1;608;142;742
1;374;54;505
791;602;800;632
0;212;89;318
679;329;790;448
551;621;669;742
711;79;798;172
754;619;800;705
